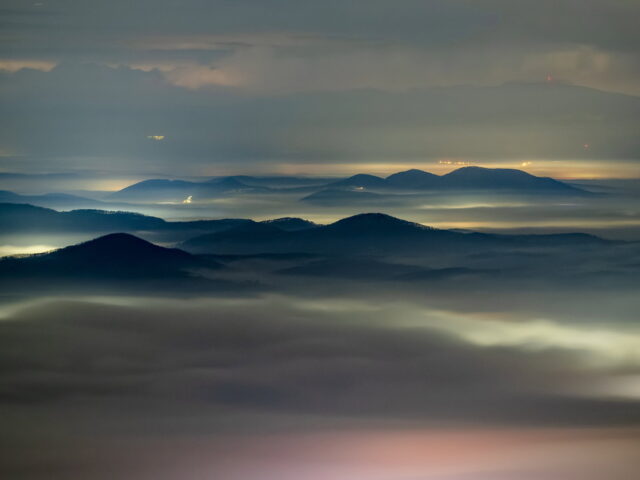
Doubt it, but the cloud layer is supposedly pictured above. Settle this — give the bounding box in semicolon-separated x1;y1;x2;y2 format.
0;0;638;175
1;294;639;479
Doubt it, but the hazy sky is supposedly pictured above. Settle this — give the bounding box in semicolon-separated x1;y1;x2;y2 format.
1;1;639;177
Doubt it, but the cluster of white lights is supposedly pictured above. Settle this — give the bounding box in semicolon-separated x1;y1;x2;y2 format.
438;160;472;166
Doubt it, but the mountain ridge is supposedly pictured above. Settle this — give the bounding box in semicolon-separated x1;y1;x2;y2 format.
1;232;219;279
327;167;585;193
108;166;588;203
181;212;608;255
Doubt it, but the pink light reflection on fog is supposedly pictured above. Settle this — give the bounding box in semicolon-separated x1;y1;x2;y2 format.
92;427;640;480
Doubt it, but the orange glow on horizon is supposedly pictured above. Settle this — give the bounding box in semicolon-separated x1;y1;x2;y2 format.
205;159;640;181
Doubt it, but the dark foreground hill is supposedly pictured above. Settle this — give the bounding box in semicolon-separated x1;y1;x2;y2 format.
107;167;588;205
0;233;220;279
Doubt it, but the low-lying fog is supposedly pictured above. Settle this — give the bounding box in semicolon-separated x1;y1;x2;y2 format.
1;287;639;480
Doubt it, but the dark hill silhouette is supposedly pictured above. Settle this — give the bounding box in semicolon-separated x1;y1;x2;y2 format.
110;179;195;200
0;190;107;209
210;221;284;238
302;167;587;199
327;174;388;189
0;190;155;212
2;204;608;257
204;177;251;189
183;213;433;254
0;202;320;243
0;203;253;236
386;169;440;189
260;217;318;231
181;212;608;255
0;190;25;203
183;221;290;252
109;177;267;202
440;166;580;191
1;233;219;279
322;212;428;234
0;203;167;232
170;218;252;233
104;167;586;203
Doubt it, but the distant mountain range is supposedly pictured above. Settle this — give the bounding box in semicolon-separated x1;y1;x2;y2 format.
0;167;590;213
320;167;585;193
108;177;269;202
260;217;319;231
329;174;390;190
105;167;587;203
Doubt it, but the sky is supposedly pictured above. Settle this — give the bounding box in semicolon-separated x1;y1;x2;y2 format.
1;0;639;179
